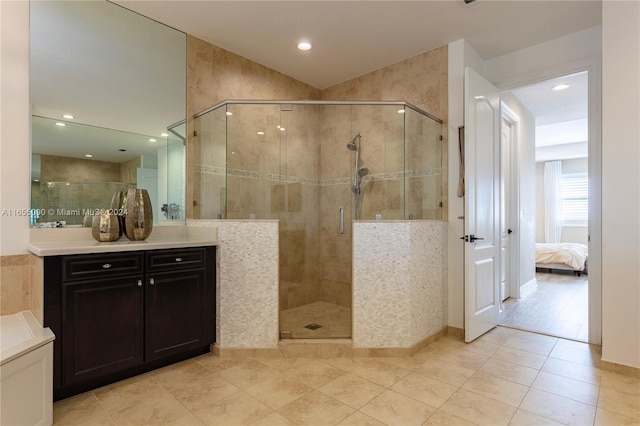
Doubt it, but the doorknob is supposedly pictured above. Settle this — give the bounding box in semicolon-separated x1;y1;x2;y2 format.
461;234;484;242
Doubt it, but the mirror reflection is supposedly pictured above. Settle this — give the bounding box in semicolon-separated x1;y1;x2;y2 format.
29;0;186;228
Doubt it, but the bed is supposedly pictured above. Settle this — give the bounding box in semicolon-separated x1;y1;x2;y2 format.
535;243;588;276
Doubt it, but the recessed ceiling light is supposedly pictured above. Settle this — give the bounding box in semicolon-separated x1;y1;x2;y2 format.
226;111;233;116
160;133;168;137
257;131;265;135
552;83;570;91
397;109;406;114
55;122;66;127
62;114;74;120
85;154;93;158
279;127;286;132
149;138;157;143
297;41;313;51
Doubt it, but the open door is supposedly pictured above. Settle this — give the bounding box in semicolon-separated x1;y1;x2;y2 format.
464;68;501;342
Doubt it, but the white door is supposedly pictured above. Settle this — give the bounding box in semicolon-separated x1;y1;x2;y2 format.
464;68;501;342
500;117;512;302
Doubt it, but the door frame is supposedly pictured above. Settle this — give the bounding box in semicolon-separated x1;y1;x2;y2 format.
500;101;521;301
494;65;602;345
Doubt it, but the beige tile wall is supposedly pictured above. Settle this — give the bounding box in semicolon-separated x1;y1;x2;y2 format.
119;156;141;185
40;154;121;184
0;253;48;326
320;46;448;123
29;254;44;324
321;46;449;219
0;254;30;316
186;36;448;320
187;35;320;220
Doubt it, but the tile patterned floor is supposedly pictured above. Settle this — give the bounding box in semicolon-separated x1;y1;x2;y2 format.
500;272;589;342
53;327;640;426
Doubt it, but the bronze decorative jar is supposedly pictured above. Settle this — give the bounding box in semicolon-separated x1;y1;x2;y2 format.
91;210;121;242
123;188;153;241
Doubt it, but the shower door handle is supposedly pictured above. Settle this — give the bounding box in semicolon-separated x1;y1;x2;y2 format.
339;207;344;234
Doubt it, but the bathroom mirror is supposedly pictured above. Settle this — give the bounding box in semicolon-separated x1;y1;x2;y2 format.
29;0;186;227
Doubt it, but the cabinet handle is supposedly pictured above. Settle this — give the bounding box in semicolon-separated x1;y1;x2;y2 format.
102;263;112;269
149;278;155;286
137;280;143;287
175;257;182;262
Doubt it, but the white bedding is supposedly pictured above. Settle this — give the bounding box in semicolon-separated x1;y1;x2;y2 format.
535;243;588;271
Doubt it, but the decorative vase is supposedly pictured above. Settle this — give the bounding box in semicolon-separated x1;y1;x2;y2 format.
91;211;121;242
110;189;127;237
123;188;153;241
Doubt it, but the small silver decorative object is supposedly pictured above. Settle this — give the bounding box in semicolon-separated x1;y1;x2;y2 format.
91;211;121;242
124;188;153;241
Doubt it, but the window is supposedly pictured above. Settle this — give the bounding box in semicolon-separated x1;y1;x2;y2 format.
561;173;588;226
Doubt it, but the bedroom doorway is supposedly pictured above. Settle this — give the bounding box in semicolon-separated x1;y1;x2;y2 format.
498;71;590;342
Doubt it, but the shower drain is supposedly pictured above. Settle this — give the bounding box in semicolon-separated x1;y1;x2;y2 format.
304;323;322;330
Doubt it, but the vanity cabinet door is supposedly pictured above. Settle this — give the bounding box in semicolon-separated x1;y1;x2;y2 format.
62;275;144;386
144;268;207;362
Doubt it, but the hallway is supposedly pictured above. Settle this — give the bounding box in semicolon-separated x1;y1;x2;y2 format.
501;272;588;342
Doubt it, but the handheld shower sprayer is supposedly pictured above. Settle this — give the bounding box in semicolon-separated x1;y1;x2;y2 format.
347;133;361;187
346;132;366;218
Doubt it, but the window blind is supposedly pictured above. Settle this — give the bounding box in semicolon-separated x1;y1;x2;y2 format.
561;173;588;225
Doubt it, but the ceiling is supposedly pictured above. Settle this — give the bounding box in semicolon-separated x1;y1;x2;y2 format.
113;0;601;90
512;71;589;161
31;0;600;164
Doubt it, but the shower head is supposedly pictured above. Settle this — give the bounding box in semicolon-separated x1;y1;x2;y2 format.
358;167;369;177
346;133;361;151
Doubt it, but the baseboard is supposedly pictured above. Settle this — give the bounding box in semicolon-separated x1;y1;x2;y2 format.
600;360;640;379
211;327;449;358
445;326;464;339
353;327;448;357
520;277;537;297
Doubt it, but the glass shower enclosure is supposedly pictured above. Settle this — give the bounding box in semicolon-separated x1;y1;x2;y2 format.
193;101;442;339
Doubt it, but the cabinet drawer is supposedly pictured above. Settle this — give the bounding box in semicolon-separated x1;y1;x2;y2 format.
146;248;206;272
62;252;144;281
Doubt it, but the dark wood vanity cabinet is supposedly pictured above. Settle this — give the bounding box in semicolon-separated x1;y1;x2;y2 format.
44;246;215;400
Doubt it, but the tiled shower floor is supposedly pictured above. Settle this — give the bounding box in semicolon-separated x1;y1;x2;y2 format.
280;301;351;339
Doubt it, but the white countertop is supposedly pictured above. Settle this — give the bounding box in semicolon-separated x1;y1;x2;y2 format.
27;226;217;256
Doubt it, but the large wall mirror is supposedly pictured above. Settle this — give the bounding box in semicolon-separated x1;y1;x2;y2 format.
30;0;186;228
